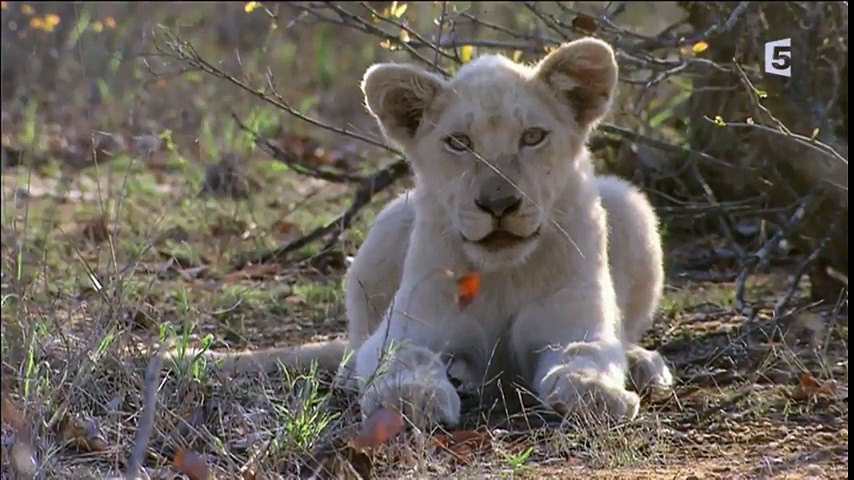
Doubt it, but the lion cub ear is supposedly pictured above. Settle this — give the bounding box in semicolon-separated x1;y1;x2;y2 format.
361;63;446;147
533;37;618;127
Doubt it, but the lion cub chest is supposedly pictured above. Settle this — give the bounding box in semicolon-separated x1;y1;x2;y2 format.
440;271;558;379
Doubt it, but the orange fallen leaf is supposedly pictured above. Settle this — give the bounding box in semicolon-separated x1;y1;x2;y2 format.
430;429;492;464
798;372;822;389
350;408;404;451
174;449;211;480
455;272;480;309
790;371;849;402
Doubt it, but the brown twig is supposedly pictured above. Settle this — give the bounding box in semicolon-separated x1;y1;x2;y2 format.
125;346;165;480
734;193;818;319
230;158;410;270
231;113;364;185
773;215;845;319
153;29;401;156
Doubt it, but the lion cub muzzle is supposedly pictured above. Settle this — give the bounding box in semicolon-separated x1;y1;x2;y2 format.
465;171;540;252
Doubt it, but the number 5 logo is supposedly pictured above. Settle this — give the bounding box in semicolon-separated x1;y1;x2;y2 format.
764;38;792;78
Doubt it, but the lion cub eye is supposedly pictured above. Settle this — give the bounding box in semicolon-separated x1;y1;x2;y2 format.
444;134;473;153
519;128;549;148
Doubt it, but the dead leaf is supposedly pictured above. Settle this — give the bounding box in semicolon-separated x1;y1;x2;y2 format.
83;216;111;243
91;131;127;159
284;295;305;305
272;133;349;169
177;266;209;280
130;134;164;156
309;438;374;480
140;259;208;282
571;14;598;33
275;219;295;235
430;428;492;464
455;272;480;309
1;396;25;430
210;218;249;238
350;408;404;451
167;407;206;444
2;395;38;479
10;436;38;479
799;372;822;389
174;448;211;480
224;262;279;282
791;372;845;401
57;415;108;452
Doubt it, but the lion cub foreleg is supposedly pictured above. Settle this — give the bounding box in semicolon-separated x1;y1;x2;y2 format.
352;235;477;428
511;278;641;423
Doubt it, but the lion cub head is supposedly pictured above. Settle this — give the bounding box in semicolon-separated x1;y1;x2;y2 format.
362;38;618;270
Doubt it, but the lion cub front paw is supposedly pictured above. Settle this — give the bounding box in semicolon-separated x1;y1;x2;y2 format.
539;364;640;422
360;370;461;428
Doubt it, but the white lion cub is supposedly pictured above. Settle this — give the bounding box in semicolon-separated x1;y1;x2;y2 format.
345;37;674;427
169;37;674;428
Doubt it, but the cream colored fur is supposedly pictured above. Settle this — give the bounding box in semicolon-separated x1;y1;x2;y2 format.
168;38;674;428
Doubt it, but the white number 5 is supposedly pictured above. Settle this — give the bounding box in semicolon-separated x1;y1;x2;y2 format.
764;38;792;78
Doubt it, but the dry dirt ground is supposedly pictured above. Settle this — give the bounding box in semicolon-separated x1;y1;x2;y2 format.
0;152;847;479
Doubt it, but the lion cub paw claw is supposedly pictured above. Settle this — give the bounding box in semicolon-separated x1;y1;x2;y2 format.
360;372;461;428
540;365;640;422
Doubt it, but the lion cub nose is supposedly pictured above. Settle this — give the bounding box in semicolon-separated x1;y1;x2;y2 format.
475;194;523;217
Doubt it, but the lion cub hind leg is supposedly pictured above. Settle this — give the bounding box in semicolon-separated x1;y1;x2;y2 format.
596;175;673;400
626;344;674;400
596;174;665;345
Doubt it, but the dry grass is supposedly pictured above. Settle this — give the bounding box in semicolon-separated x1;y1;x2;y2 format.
1;2;848;479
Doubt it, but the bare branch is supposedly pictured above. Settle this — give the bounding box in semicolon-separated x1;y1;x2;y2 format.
231;113;364;185
734;193;818;319
153;29;400;155
230;158;410;270
125;346;164;480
